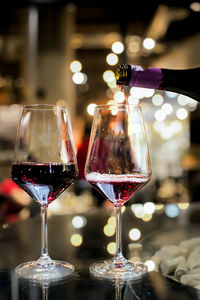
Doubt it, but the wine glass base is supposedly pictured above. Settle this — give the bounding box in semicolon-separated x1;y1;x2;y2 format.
15;260;74;282
89;259;147;280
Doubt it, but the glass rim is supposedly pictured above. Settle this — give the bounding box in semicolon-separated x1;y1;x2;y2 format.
21;104;69;110
95;103;141;110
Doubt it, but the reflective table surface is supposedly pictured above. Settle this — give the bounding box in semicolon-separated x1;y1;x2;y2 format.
0;204;199;299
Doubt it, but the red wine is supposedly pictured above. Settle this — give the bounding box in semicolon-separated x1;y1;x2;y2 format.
86;172;150;205
12;163;77;206
119;84;128;105
116;64;200;102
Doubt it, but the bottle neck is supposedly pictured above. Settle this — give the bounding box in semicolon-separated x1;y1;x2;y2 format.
129;65;162;89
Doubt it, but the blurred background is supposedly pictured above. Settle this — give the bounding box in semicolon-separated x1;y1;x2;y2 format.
0;0;200;224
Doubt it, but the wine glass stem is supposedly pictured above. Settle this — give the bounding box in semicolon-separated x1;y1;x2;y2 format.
115;282;121;300
114;205;125;264
42;286;48;300
40;206;50;264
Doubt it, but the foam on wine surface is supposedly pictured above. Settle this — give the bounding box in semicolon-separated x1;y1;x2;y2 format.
86;172;149;182
86;172;150;205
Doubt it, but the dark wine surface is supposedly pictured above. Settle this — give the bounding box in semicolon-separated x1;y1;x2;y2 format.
12;163;77;206
86;172;150;205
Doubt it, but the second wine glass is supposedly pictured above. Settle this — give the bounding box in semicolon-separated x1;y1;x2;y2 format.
85;104;151;280
12;104;78;281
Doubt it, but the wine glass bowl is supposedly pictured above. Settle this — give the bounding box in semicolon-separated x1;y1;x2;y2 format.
85;104;151;280
12;104;78;281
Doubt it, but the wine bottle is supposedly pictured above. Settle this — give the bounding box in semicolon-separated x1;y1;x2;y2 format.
116;64;200;102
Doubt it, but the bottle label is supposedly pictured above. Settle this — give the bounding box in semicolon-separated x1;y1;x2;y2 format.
130;65;162;89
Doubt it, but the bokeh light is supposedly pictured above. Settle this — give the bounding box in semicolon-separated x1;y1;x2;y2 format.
114;91;125;103
143;202;155;214
171;120;183;133
155;204;164;211
87;103;97;116
128;96;139;105
106;53;118;66
71;234;83;247
72;216;86;228
107;79;117;88
107;242;116;255
155;109;166;121
129;228;141;241
143;38;155;50
177;95;189;106
143;88;155;98
111;105;118;116
145;260;155;271
70;60;82;73
103;70;115;83
72;72;87;84
142;214;152;222
152;94;164;106
128;41;140;53
177;202;189;210
131;204;144;218
190;2;200;11
165;204;180;218
187;98;198;108
103;224;115;237
176;108;188;120
111;41;124;54
107;99;116;105
130;87;146;99
161;103;173;115
107;216;116;227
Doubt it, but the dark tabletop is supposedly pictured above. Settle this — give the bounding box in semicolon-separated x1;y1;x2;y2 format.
0;204;199;300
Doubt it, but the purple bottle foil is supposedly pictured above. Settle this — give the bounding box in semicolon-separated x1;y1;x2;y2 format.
129;65;162;89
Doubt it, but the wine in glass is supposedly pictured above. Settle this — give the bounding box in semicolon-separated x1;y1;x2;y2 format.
12;104;78;281
85;104;151;280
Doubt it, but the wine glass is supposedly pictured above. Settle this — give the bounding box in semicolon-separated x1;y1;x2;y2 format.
11;104;78;281
85;104;151;280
